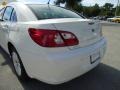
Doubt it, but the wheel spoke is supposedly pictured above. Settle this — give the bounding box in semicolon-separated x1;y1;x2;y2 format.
12;52;21;76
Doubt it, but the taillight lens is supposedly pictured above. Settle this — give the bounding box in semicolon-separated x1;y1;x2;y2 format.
28;28;79;47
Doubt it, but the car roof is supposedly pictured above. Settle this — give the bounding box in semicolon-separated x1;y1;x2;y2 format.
6;1;58;9
8;1;50;6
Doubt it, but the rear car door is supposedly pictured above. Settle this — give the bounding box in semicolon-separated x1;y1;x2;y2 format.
0;6;13;51
0;8;5;46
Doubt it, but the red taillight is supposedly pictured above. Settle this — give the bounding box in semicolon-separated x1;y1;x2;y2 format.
28;28;79;47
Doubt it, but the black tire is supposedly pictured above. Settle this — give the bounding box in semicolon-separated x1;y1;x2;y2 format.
10;47;28;81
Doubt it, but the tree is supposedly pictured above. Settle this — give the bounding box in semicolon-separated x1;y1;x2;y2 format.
82;6;91;17
116;6;120;16
82;4;100;17
103;3;114;16
1;1;7;6
54;1;115;17
73;3;83;13
103;3;114;11
55;0;82;9
92;4;100;16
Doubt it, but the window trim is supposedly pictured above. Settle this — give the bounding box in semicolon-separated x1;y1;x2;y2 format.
0;7;6;21
10;9;17;22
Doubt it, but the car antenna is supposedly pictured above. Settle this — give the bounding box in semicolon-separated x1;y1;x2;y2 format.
47;0;50;4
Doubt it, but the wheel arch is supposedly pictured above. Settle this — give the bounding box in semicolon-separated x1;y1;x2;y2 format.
8;42;15;55
7;41;29;78
7;41;19;55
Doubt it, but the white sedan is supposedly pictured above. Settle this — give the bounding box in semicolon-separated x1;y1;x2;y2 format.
0;2;107;84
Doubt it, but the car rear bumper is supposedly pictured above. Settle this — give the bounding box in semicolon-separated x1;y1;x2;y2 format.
20;38;107;84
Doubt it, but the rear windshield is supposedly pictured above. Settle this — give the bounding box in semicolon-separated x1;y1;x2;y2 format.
27;5;83;20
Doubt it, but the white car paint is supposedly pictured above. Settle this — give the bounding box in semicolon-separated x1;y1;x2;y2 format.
0;2;107;84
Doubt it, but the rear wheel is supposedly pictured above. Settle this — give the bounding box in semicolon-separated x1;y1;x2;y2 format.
116;21;118;23
116;20;120;23
10;47;28;80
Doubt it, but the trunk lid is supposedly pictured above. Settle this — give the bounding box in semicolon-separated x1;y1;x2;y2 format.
27;18;102;49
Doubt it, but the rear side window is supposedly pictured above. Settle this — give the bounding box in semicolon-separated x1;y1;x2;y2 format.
3;7;13;21
28;5;83;20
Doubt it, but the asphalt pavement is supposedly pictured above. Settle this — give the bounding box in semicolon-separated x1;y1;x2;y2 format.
0;23;120;90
